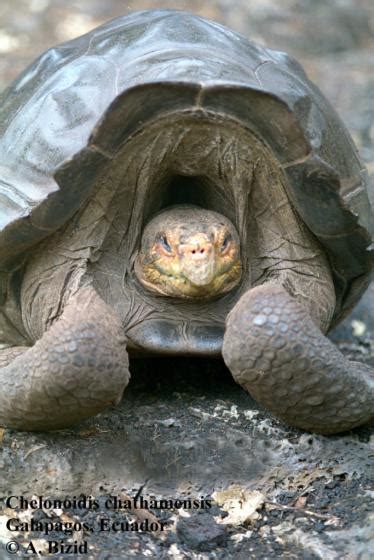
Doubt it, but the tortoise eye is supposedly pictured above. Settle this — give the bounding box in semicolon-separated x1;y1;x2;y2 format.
158;234;172;253
221;234;232;252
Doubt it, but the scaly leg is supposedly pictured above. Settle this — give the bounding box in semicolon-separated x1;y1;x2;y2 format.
0;287;130;431
222;283;373;434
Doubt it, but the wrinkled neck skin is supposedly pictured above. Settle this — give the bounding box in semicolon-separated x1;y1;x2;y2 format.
19;112;335;356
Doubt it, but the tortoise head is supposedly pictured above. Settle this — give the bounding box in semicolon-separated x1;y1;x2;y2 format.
135;205;242;299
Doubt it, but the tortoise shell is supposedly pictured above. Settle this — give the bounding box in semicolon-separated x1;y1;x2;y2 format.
0;9;372;336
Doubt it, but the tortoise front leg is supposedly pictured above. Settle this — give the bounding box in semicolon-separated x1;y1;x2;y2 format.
0;287;130;431
222;283;373;434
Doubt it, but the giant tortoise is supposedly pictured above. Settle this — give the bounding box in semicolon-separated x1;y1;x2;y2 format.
0;10;372;433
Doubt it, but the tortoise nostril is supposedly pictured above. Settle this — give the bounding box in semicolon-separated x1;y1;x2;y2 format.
191;247;207;255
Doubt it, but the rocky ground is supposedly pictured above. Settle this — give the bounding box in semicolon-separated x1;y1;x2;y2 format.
0;1;373;559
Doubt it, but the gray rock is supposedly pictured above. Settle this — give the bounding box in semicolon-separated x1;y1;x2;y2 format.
176;513;228;551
